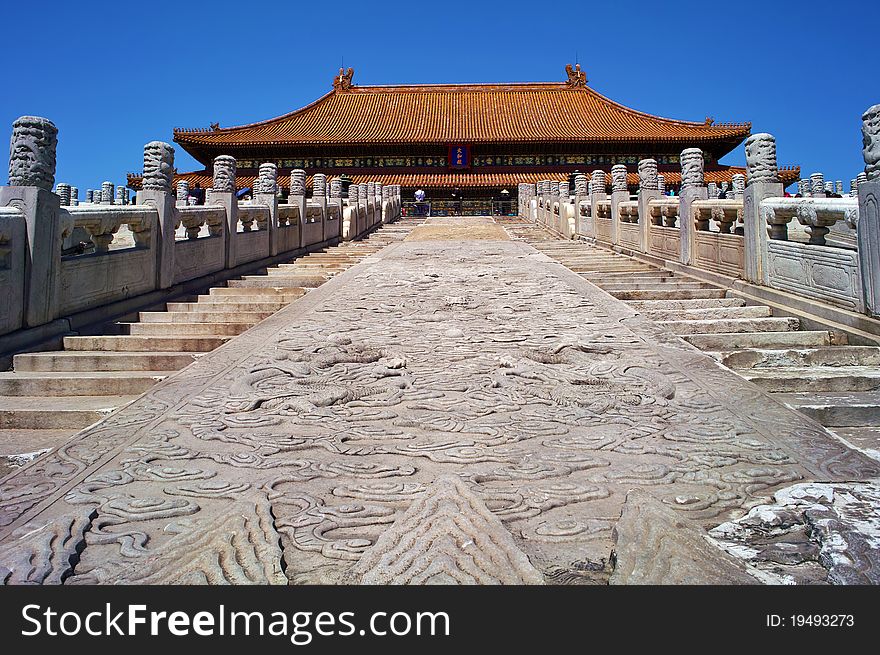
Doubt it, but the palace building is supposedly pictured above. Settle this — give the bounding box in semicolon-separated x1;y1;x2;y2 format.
130;66;798;213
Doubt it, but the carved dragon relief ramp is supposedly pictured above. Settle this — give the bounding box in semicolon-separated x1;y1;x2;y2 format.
1;219;878;585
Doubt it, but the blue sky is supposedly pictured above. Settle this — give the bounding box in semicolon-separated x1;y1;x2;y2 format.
2;0;876;193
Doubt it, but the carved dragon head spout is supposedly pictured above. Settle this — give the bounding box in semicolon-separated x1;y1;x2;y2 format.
8;116;57;190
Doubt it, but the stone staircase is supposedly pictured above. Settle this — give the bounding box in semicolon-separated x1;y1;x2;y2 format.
506;219;880;461
0;219;423;475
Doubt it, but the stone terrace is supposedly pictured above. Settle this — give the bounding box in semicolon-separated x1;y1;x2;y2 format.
1;217;877;584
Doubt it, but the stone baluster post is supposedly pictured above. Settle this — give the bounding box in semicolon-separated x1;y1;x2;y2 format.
70;186;78;206
86;189;94;203
312;173;330;241
798;178;811;197
288;169;306;249
574;174;588;236
366;181;376;228
741;133;782;284
176;179;189;208
732;174;745;200
811;172;826;198
328;177;344;240
678;148;707;265
346;182;360;239
358;182;368;232
115;186;126;205
256;162;279;256
1;116;63;327
557;182;570;236
136;141;178;288
55;183;71;206
610;164;628;246
851;178;859;197
637;159;659;250
835;180;844;196
101;181;114;204
707;182;719;199
210;154;238;268
589;170;606;239
857;104;880;316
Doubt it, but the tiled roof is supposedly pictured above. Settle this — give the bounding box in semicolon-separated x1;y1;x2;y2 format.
127;166;799;191
172;82;750;149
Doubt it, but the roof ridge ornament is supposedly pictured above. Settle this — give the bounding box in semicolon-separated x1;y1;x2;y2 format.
333;67;354;91
565;63;587;88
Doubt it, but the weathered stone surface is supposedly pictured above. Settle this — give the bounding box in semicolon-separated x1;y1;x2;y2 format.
744;133;778;185
1;219;877;585
680;148;704;189
8;116;57;190
638;159;657;191
290;169;306;196
212;155;236;193
862;103;880;180
345;476;544;584
611;164;627;192
142;141;174;192
710;481;880;585
610;489;762;585
257;162;277;193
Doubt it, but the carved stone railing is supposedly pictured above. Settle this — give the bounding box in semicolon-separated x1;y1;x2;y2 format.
644;197;681;261
647;197;680;228
65;205;156;254
0;122;404;340
58;205;159;315
690;199;746;277
0;206;26;334
176;205;224;240
761;196;864;312
762;197;858;245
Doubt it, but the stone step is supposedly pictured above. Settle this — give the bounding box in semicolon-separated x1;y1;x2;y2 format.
0;429;77;460
628;298;746;310
597;281;716;292
682;330;832;350
571;266;657;273
611;289;729;301
13;351;199;373
125;322;253;337
238;274;328;286
63;335;230;352
775;391;880;427
588;271;671;281
264;270;337;279
140;311;273;324
828;427;880;456
0;395;138;429
209;287;306;298
743;366;880;393
226;278;323;289
659;316;800;335
189;301;291;312
640;306;772;321
710;346;880;369
275;262;349;270
0;371;167;396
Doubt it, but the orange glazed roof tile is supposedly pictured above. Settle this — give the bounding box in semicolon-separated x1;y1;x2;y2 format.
172;82;750;149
